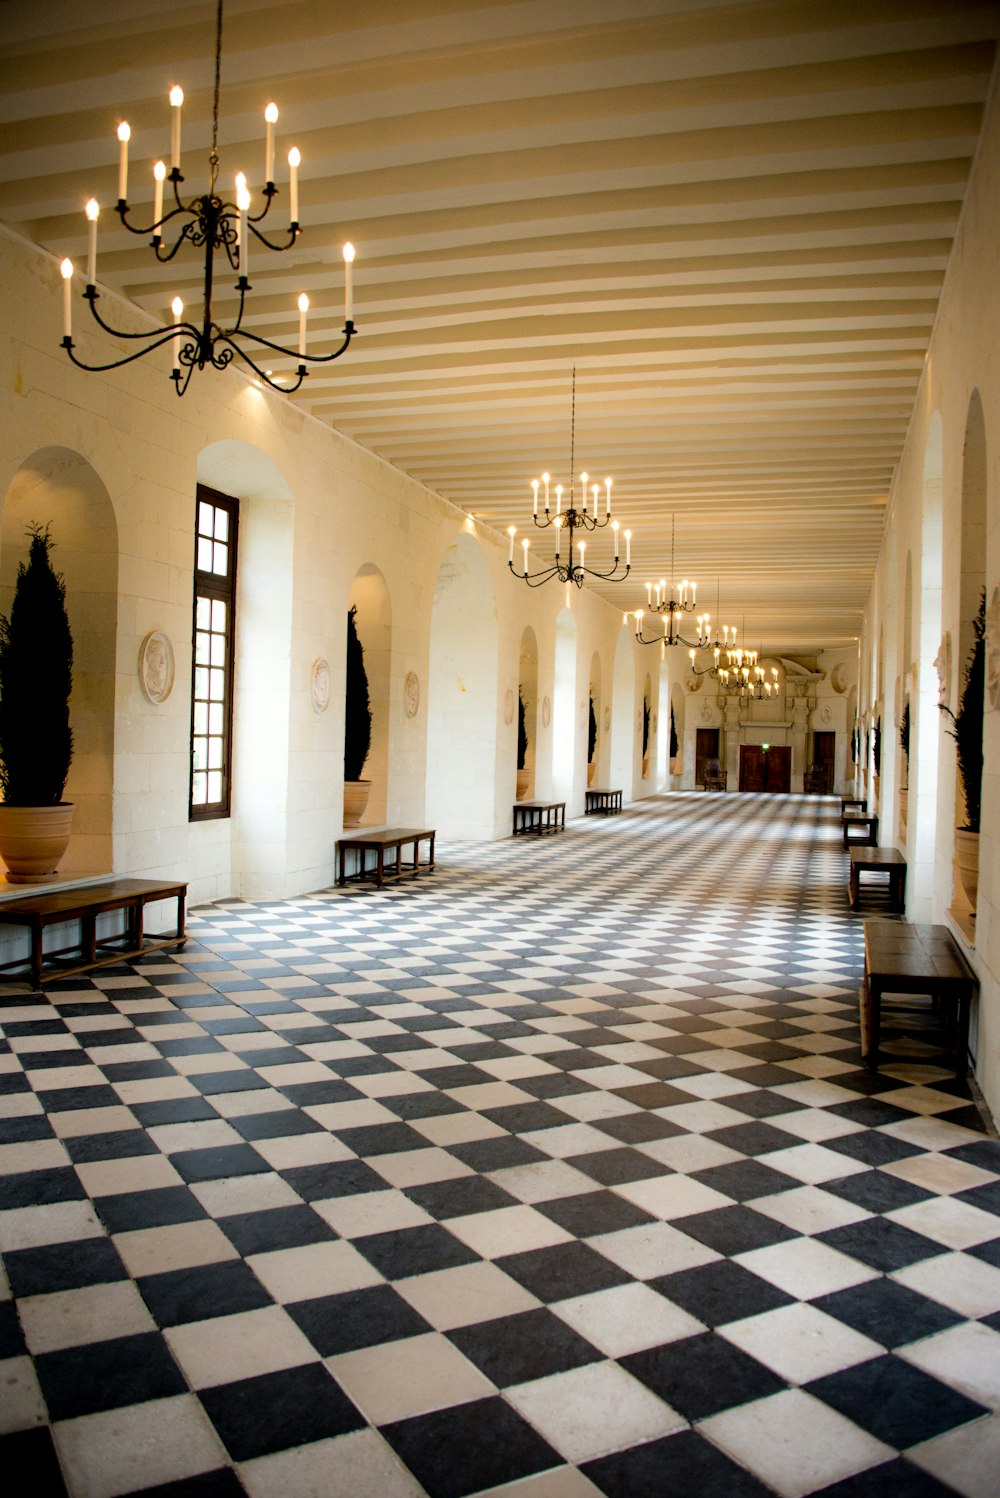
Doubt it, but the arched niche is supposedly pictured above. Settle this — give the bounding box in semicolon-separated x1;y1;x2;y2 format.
426;532;499;838
518;625;539;800
1;448;118;875
669;679;685;780
951;390;987;933
197;440;296;898
642;671;652;780
588;651;602;783
552;609;577;804
610;619;635;794
348;566;392;826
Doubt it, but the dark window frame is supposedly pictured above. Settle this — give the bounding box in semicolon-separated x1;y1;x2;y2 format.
189;484;239;821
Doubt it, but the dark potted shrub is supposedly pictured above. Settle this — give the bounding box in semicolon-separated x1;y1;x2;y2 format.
516;691;530;800
940;592;985;911
343;605;372;826
0;525;75;882
641;695;650;777
587;694;597;785
669;703;679;769
898;699;911;836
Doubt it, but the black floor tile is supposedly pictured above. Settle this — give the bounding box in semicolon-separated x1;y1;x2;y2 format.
137;1259;274;1326
704;1121;802;1156
812;1279;964;1347
121;1468;246;1497
690;1159;801;1202
811;1456;963;1497
63;1129;160;1164
278;1158;387;1201
219;1204;337;1255
582;1427;775;1497
199;1362;364;1461
2;1237;129;1297
405;1175;520;1220
96;1185;208;1234
334;1122;432;1156
169;1143;271;1183
381;1395;561;1498
450;1306;602;1384
817;1218;946;1272
35;1331;186;1420
288;1284;432;1355
565;1146;669;1186
538;1189;657;1239
495;1241;632;1301
718;1090;808;1120
353;1223;481;1279
824;1169;934;1214
449;1136;549;1172
674;1204;799;1256
0;1427;69;1496
823;1129;923;1167
805;1355;988;1447
622;1330;785;1420
0;1167;86;1209
592;1112;684;1144
0;1299;27;1359
650;1259;794;1326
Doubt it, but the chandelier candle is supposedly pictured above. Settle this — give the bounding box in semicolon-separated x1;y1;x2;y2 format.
116;122;130;202
264;103;278;184
85;199;99;287
61;260;73;338
152;162;166;234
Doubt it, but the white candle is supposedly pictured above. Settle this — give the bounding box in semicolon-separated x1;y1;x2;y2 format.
297;291;309;356
237;185;251;276
288;147;300;224
343;242;355;322
625;530;632;566
171;295;183;372
85;198;99;286
153;160;166;229
532;479;539;516
507;527;515;563
60;258;73;338
264;102;278;184
554;517;561;558
117;122;130;201
169;86;183;171
605;477;612;515
578;540;585;567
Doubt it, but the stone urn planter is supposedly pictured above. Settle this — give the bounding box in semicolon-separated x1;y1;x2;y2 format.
898;788;908;842
587;763;596;787
343;779;371;828
516;769;531;801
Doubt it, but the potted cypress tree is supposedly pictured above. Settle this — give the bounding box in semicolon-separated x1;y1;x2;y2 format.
641;695;650;778
898;699;910;839
940;592;985;913
669;703;679;772
516;691;530;800
0;525;75;882
587;693;598;786
343;605;372;827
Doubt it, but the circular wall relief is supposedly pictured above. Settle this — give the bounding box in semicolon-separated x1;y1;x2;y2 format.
819;703;833;726
830;663;848;694
504;688;515;725
311;657;331;715
603;705;610;731
138;631;174;704
404;670;420;719
542;696;551;728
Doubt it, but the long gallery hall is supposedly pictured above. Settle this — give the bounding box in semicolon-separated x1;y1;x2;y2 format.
1;793;998;1498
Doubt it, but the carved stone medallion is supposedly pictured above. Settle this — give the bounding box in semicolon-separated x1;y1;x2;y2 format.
934;632;952;705
504;688;515;725
404;670;420;718
542;696;551;728
311;657;331;714
139;631;174;704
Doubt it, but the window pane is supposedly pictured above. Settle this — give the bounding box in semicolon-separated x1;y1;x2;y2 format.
210;634;225;667
193;738;207;771
192;770;207;804
198;502;214;537
210;668;225;700
213;541;228;576
195;633;210;665
192;489;236;821
208;739;223;770
214;509;229;542
209;703;223;735
196;597;211;629
194;666;209;698
207;771;223;802
212;600;227;631
197;536;213;572
194;702;208;735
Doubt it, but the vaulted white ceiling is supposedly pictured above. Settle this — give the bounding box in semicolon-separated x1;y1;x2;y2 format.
3;0;998;653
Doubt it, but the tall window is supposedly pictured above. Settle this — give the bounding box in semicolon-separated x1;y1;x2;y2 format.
190;486;238;819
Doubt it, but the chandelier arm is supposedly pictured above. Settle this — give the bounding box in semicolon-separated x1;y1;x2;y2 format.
247;184;277;224
117;202;193;240
249;221;299;253
152;219;200;264
61;329;183;373
218;322;355;363
212;336;307;392
80;288;193;345
581;560;630;582
508;560;562;588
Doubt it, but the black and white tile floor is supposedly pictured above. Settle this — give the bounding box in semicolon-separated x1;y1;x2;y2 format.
1;793;999;1498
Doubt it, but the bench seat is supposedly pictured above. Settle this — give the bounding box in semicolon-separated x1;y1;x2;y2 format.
0;878;187;988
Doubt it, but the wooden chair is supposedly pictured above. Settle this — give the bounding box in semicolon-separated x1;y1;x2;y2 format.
703;757;727;791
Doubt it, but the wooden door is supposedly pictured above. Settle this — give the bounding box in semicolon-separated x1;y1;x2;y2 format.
765;745;791;792
739;744;766;791
695;729;719;788
813;731;836;793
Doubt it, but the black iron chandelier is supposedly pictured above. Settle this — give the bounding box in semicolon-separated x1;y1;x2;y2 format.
632;517;715;650
59;0;355;396
508;369;631;588
720;646;780;704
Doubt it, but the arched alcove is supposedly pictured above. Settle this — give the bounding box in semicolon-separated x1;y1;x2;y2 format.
518;626;539;800
197;440;297;898
1;448;118;875
610;620;635;794
348;566;392;826
641;672;652;781
951;390;987;932
899;551;913;845
588;651;602;785
426;532;499;838
669;680;685;782
552;609;577;804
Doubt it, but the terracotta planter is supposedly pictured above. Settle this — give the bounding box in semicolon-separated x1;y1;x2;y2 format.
898;788;908;841
343;780;371;828
587;763;596;787
0;803;74;884
516;769;531;801
642;756;650;780
954;828;979;913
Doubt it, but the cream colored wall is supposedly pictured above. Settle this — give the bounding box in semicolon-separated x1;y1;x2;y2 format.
857;72;1000;1119
0;225;651;914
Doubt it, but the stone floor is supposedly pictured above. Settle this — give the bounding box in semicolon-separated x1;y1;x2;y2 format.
1;792;998;1498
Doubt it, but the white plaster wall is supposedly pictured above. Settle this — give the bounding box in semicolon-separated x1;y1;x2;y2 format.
857;71;1000;1120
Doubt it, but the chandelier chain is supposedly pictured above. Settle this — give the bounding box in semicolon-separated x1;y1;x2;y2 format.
209;0;223;189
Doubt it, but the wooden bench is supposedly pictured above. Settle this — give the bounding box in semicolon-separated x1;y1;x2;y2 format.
841;796;866;815
585;788;622;815
0;878;187;989
861;920;977;1074
513;800;566;836
337;828;435;888
849;847;906;912
843;812;878;847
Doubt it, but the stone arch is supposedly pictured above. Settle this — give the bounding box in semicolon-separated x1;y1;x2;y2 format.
426;531;499;838
348;566;392;826
1;447;118;875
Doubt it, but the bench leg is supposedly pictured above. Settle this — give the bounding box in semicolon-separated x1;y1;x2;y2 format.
31;924;44;989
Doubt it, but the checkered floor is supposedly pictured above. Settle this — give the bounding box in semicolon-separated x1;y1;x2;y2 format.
2;793;999;1498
